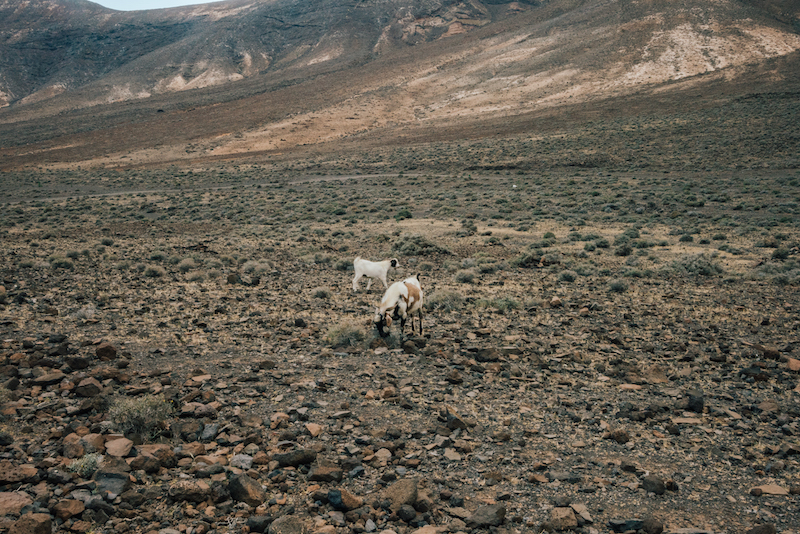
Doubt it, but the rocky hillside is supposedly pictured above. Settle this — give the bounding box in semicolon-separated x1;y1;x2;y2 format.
0;0;799;171
0;0;535;108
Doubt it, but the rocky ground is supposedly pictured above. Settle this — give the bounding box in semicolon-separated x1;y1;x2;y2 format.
1;168;799;534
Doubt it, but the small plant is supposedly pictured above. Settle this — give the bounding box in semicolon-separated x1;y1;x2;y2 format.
108;394;173;441
609;279;628;293
559;270;578;283
454;270;476;284
143;265;166;278
773;248;790;261
101;238;114;246
666;253;724;277
241;260;272;277
424;290;464;312
312;287;331;299
614;244;633;257
177;258;197;273
679;234;694;243
396;209;413;220
325;320;365;348
68;453;103;478
49;256;74;270
392;234;451;256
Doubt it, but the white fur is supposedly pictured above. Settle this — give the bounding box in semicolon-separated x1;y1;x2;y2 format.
373;275;423;337
352;256;399;292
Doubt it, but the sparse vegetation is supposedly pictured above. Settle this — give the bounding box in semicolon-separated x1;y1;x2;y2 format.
108;394;173;441
325;320;366;348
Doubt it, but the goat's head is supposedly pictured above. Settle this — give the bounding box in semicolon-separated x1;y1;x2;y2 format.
390;258;399;268
373;307;392;338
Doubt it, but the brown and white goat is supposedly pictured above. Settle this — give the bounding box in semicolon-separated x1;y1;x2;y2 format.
373;274;423;338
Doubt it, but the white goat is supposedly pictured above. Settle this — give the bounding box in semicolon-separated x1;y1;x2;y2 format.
352;256;399;292
373;274;423;338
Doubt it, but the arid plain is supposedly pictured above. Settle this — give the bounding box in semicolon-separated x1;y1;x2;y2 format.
1;1;800;534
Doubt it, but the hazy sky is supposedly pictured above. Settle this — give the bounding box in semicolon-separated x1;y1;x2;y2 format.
93;0;221;11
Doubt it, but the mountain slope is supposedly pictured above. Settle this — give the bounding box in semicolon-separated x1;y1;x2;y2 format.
0;0;798;170
0;0;528;108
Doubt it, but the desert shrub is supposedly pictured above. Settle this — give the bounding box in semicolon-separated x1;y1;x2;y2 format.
108;394;172;441
73;305;96;321
712;233;727;241
312;287;331;299
478;261;500;274
101;238;114;246
313;253;332;264
461;258;477;269
609;279;628;293
242;260;272;277
773;248;790;260
665;253;724;277
66;250;80;259
188;271;206;282
68;453;102;478
584;242;596;252
396;209;413;220
679;234;694;243
334;259;351;271
454;270;476;284
595;238;610;249
614;244;633;257
559;270;578;283
49;256;74;270
150;251;167;261
512;253;542;268
177;258;197;273
143;265;166;278
325;320;365;348
392;234;451;256
425;290;464;312
750;258;800;285
418;262;434;272
543;231;556;240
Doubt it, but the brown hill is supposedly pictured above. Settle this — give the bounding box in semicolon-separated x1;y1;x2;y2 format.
0;0;798;171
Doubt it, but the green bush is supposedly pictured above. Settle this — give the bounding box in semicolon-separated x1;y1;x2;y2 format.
666;253;724;277
68;453;103;478
325;320;365;348
424;290;464;312
559;270;578;283
143;265;166;278
177;258;197;273
773;248;790;260
392;235;451;256
454;270;476;284
49;256;74;270
609;279;628;293
108;394;173;441
312;287;331;299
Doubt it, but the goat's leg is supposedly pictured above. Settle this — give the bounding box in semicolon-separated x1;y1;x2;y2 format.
366;278;373;291
352;273;361;291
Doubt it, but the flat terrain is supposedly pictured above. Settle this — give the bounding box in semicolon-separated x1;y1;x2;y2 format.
1;157;799;534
